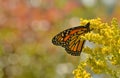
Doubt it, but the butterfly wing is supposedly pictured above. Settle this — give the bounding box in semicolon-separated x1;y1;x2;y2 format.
65;30;86;56
52;22;90;56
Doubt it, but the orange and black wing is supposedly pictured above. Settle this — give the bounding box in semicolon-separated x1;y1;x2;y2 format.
65;31;86;56
52;22;90;56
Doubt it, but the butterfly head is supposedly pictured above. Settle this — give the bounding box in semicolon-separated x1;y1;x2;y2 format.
84;22;90;32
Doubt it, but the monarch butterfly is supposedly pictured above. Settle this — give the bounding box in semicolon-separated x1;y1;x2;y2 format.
52;22;90;56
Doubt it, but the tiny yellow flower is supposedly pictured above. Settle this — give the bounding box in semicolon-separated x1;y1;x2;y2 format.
118;39;120;45
92;67;102;74
101;46;110;54
119;49;120;54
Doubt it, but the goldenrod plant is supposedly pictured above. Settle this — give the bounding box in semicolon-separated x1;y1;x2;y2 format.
73;18;120;78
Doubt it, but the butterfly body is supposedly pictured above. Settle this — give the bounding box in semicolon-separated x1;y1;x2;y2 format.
52;22;90;56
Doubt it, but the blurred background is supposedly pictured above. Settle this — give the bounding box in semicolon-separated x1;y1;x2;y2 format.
0;0;119;78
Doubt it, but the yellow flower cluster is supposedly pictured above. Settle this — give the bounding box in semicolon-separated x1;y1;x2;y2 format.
73;62;91;78
73;18;120;78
